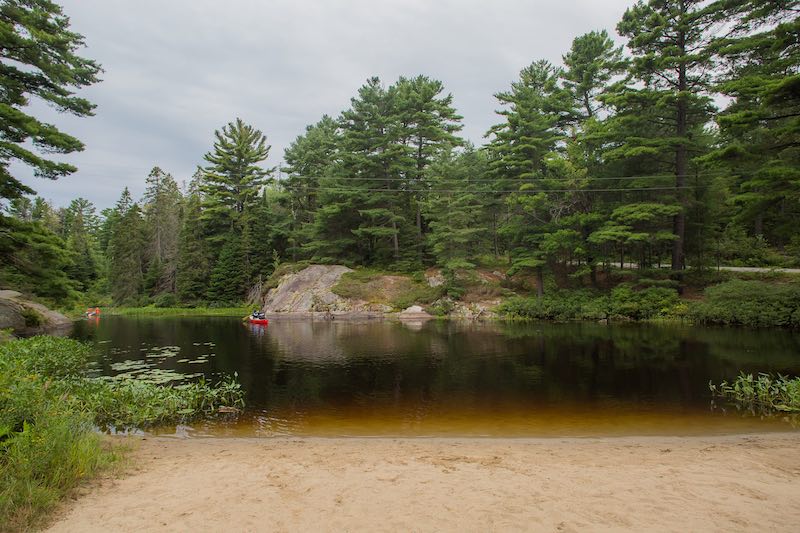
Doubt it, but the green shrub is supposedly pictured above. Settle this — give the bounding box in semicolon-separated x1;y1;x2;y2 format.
609;285;680;320
20;307;44;328
0;337;245;529
710;373;800;414
153;293;178;308
497;286;681;322
690;280;800;328
496;291;609;321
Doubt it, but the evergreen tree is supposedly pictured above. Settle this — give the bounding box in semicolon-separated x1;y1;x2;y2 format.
613;0;719;269
706;0;800;244
199;118;271;238
487;60;575;292
0;214;77;302
206;234;245;304
424;147;489;270
562;30;626;120
307;77;409;264
107;190;145;305
394;75;464;255
176;184;211;304
142;167;183;294
282;115;339;260
0;0;101;202
63;198;99;291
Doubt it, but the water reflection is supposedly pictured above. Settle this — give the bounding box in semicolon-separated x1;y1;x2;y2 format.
72;317;800;437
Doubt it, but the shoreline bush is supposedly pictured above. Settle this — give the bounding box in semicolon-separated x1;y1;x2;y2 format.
690;280;800;328
0;336;245;529
496;285;682;322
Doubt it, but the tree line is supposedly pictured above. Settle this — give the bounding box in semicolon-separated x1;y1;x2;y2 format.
1;0;798;306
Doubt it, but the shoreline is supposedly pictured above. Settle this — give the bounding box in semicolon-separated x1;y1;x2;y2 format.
48;432;800;532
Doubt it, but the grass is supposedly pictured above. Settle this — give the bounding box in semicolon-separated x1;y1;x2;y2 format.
710;373;800;414
0;336;245;530
103;306;251;317
332;269;441;311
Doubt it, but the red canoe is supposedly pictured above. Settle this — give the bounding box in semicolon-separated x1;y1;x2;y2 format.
248;318;269;325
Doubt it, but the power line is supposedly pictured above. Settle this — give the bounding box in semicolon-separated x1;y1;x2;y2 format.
276;169;732;184
281;185;698;194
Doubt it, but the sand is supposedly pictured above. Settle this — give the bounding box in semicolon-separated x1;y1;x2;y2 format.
49;434;800;532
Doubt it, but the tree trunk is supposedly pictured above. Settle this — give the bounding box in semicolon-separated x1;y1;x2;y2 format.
392;220;400;260
672;5;688;271
536;266;544;298
754;212;764;236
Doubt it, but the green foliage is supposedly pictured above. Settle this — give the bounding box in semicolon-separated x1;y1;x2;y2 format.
0;0;102;203
497;292;610;321
78;375;244;429
200;118;272;237
609;285;680;320
497;285;681;322
206;233;246;305
105;307;249;317
20;307;42;328
691;280;800;328
710;373;800;414
0;335;245;529
0;338;116;530
0;215;79;304
332;269;441;310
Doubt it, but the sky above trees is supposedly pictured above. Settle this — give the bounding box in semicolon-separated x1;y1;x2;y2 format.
13;0;633;207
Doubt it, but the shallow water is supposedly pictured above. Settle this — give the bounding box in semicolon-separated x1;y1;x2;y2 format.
71;317;800;437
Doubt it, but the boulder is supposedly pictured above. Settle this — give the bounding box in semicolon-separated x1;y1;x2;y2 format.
262;265;354;313
0;291;72;336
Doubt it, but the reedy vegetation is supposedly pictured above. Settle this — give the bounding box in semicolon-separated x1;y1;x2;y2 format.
0;336;245;529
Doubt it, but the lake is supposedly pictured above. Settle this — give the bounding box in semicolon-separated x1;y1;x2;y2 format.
71;316;800;437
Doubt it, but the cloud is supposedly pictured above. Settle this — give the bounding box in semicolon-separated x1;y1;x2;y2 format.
15;0;633;208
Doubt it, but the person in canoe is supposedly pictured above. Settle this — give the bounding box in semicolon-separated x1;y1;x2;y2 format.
251;309;266;320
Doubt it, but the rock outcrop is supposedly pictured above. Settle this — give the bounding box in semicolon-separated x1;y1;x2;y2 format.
262;265;354;313
0;290;72;336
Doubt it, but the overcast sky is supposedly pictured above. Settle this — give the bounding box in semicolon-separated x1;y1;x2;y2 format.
17;0;634;208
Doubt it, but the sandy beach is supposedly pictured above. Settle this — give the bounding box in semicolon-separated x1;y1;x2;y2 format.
48;433;800;532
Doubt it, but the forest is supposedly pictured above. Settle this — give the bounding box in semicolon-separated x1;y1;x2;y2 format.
1;0;798;309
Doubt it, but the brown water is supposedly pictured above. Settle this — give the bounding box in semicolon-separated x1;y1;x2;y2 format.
72;317;800;437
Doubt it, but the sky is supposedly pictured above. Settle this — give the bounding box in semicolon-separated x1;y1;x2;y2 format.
16;0;634;209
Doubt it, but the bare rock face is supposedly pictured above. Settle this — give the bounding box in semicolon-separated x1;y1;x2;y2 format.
398;305;433;321
262;265;354;313
0;290;72;336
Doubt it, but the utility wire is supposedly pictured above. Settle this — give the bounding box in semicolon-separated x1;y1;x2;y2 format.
276;169;732;183
281;185;698;194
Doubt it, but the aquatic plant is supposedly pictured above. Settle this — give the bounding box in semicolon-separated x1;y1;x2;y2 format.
0;336;245;529
709;373;800;414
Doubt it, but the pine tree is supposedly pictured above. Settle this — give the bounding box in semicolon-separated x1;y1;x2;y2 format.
64;198;100;291
282;115;339;260
0;0;101;202
487;60;575;293
307;77;410;265
107;190;145;305
424;147;489;270
706;0;800;245
394;75;464;255
563;30;626;121
206;234;246;305
176;185;211;304
199;118;271;239
613;0;719;269
142;167;183;294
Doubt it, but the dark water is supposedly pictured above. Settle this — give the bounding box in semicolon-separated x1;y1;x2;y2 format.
71;317;800;437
